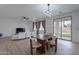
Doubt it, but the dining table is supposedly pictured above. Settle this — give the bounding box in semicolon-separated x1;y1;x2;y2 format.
36;34;53;54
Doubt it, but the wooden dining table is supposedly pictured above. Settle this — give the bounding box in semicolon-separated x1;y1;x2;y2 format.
36;34;53;54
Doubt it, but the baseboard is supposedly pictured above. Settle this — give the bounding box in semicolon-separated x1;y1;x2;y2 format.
0;36;11;39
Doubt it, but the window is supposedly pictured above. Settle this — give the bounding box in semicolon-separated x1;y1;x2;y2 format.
39;22;44;34
32;23;37;37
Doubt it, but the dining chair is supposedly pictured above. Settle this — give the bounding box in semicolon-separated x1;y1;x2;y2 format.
47;36;57;52
30;38;42;55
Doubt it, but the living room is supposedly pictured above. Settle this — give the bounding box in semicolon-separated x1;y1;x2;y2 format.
0;4;79;55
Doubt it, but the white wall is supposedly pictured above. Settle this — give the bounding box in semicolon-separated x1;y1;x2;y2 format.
0;19;32;37
69;11;79;43
46;17;53;34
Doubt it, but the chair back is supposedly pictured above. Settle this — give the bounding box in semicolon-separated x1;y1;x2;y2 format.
30;38;37;55
30;39;33;54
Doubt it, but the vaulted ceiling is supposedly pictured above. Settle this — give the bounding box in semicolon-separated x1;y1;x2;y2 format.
0;4;79;20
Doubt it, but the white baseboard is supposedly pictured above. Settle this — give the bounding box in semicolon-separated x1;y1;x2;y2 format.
0;36;11;39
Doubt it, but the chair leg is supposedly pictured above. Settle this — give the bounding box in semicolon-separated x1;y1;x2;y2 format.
55;46;57;52
46;43;49;50
31;48;33;55
55;38;57;52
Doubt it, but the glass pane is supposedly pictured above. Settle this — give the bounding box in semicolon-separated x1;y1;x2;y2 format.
53;17;71;41
62;20;71;40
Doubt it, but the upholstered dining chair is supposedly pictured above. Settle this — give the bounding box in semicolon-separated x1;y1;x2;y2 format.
44;33;57;52
30;38;42;55
47;36;57;52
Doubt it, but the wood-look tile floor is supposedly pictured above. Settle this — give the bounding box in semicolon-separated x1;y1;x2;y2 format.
0;37;79;55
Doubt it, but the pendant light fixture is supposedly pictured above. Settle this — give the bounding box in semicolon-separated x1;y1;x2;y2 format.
43;4;52;17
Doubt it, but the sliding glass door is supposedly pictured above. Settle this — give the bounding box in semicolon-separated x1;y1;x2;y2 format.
53;17;72;41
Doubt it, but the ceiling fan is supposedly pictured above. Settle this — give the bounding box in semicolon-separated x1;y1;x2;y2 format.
22;17;29;21
21;16;34;22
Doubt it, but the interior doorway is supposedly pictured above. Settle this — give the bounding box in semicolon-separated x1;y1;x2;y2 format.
53;16;72;41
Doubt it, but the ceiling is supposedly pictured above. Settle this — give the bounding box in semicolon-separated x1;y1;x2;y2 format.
0;4;79;20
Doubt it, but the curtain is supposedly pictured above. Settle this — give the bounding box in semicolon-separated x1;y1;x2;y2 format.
33;22;37;31
33;22;34;31
42;20;46;33
37;21;40;37
33;20;46;37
